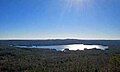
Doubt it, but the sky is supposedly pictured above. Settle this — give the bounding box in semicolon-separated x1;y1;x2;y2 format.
0;0;120;40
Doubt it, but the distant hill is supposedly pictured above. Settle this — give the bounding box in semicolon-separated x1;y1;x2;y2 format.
0;39;120;46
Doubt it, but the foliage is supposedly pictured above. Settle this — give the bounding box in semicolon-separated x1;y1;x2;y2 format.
0;45;120;72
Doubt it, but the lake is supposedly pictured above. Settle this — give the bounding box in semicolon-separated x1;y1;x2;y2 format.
15;44;108;51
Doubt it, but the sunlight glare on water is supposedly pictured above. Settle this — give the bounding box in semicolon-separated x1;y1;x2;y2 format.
16;44;108;51
64;44;108;50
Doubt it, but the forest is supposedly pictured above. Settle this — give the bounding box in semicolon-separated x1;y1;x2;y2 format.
0;39;120;46
0;44;120;72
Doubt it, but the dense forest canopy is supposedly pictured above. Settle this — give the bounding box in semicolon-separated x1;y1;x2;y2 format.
0;45;120;72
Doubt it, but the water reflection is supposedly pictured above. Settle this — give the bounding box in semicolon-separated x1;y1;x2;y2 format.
64;44;108;50
16;44;108;51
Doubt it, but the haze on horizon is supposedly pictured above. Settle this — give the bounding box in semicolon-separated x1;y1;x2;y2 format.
0;0;120;40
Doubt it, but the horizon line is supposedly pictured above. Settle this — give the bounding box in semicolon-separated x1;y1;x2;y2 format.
0;38;120;40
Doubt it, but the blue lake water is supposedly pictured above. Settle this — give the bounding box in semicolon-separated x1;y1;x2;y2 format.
16;44;108;51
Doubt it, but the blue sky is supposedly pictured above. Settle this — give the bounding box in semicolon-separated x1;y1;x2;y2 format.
0;0;120;40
